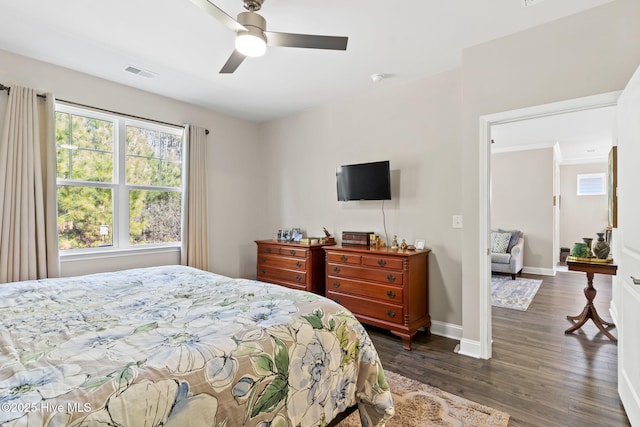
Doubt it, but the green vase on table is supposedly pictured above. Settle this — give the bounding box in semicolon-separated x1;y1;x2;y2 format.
571;242;590;258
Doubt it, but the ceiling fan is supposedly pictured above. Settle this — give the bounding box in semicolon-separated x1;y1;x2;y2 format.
190;0;349;73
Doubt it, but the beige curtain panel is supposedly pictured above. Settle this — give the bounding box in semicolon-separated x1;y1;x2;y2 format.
0;85;60;283
181;124;209;270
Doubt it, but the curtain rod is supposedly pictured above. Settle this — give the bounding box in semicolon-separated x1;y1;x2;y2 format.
0;83;209;135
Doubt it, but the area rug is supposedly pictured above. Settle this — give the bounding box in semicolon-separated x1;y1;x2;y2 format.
491;275;542;311
337;370;510;427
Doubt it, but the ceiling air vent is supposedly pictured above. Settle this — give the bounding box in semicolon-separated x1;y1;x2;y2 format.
522;0;545;6
124;65;157;78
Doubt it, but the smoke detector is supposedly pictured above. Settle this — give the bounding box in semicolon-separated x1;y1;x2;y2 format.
370;73;388;83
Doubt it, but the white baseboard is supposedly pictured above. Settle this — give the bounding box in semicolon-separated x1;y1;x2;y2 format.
456;338;482;359
430;320;462;340
522;266;555;276
430;323;487;360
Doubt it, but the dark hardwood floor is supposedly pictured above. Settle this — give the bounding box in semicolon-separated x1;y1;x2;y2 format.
367;270;630;426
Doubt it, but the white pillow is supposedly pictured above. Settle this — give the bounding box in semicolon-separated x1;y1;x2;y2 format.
491;232;512;254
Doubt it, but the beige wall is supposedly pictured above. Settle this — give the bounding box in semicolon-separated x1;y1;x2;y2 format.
491;148;555;272
0;49;265;279
259;69;464;329
460;0;640;345
559;163;609;252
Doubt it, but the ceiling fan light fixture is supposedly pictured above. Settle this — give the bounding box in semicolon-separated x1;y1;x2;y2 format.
235;31;267;57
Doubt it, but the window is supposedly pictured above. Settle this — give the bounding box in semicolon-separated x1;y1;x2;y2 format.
55;104;184;252
577;173;606;196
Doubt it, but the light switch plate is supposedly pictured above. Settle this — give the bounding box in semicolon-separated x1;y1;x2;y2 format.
452;215;463;229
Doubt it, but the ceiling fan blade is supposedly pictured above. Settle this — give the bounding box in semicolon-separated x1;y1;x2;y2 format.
220;50;247;74
190;0;247;32
265;32;348;50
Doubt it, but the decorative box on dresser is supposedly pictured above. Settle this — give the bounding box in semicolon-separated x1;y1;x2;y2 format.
324;245;430;350
255;240;335;295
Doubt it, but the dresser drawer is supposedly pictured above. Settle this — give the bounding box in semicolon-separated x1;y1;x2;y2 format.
257;275;307;291
258;245;308;257
327;291;404;324
327;276;403;302
362;255;404;270
258;245;281;255
258;254;306;270
326;251;362;265
327;263;404;285
282;247;307;258
258;266;307;285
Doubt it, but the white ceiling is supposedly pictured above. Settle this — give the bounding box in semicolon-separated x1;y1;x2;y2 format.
0;0;614;122
491;106;615;164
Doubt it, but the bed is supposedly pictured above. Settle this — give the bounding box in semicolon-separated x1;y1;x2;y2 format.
0;265;394;426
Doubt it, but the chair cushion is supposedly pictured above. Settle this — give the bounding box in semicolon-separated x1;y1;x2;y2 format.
491;252;512;264
491;231;512;254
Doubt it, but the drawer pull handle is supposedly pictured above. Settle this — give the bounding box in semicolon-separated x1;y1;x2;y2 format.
378;259;387;267
261;257;266;262
296;261;302;268
340;255;348;262
261;269;266;274
387;274;396;282
333;281;341;288
333;266;341;273
333;298;340;304
387;310;396;318
632;276;640;285
386;290;396;298
290;250;296;256
295;275;302;281
266;248;272;253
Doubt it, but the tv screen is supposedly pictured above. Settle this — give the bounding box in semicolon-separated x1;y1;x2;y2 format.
336;161;391;201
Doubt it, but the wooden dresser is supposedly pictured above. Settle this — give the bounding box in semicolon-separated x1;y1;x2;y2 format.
324;245;430;350
255;240;334;295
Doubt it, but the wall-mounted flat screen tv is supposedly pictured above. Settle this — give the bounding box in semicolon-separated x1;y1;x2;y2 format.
336;160;391;201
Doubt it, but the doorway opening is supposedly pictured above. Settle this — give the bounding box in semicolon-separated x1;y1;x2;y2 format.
477;91;621;358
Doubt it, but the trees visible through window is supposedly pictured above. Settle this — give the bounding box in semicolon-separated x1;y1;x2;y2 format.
56;104;183;251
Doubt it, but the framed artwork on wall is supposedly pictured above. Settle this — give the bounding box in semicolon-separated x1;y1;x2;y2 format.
608;146;617;228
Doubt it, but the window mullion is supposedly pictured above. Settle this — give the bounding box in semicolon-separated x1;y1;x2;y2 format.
116;119;129;248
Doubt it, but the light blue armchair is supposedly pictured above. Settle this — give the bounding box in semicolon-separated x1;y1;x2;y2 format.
491;234;524;280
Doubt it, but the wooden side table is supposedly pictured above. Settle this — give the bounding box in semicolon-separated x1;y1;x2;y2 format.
566;260;617;341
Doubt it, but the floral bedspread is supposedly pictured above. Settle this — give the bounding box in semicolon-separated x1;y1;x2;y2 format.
0;265;394;427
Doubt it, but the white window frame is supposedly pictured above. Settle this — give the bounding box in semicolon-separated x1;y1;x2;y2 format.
55;103;184;258
576;173;606;196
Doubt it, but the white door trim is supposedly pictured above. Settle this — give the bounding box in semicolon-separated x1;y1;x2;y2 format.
477;91;621;358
